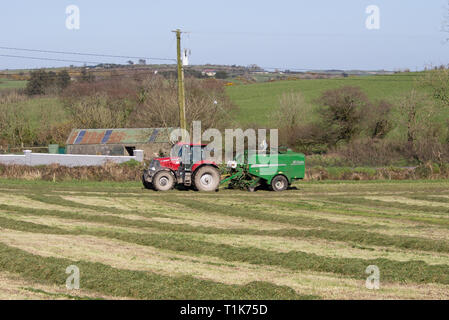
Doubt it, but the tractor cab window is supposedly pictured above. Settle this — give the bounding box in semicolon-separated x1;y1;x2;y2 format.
173;144;210;165
191;146;204;164
170;144;183;158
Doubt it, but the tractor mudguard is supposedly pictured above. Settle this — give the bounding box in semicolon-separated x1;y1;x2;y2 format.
192;161;219;173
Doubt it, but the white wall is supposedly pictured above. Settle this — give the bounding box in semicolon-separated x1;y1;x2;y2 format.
0;150;144;168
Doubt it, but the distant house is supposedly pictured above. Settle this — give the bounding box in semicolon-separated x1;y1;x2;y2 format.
202;69;217;77
66;128;176;159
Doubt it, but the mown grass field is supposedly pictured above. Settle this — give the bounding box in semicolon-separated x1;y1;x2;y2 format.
1;179;449;300
226;74;419;126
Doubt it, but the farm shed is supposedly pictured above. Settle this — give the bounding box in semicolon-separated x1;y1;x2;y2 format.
66;128;176;160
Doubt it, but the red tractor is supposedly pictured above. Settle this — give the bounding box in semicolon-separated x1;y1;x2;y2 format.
142;143;221;192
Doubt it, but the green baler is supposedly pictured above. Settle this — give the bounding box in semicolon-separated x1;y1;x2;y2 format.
221;148;306;192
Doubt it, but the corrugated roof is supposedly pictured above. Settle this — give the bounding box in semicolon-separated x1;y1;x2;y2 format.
66;128;176;145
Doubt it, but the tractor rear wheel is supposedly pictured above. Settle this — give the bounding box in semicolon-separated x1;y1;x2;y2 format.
194;166;220;192
271;175;288;192
153;171;175;192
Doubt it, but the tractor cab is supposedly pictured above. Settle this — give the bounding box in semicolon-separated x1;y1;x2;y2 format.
176;143;208;165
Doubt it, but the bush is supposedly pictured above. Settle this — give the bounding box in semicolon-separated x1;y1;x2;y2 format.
398;89;449;164
421;68;449;108
215;71;229;79
25;70;72;96
272;87;396;156
120;159;143;169
80;69;95;82
364;100;393;139
25;70;48;95
316;86;369;144
306;154;349;167
63;93;132;129
128;76;235;130
0;92;36;146
57;70;71;90
333;138;410;167
61;78;139;129
272;92;328;152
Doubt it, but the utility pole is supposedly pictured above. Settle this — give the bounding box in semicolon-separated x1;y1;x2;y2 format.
173;29;188;142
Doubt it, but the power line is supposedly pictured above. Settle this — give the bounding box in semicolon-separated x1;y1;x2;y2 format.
0;47;438;77
191;30;440;40
0;65;176;74
0;66;181;80
0;53;176;72
0;54;105;65
0;46;176;62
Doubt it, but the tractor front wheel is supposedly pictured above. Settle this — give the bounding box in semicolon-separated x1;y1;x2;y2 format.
142;174;153;190
194;166;220;192
271;175;289;192
153;171;175;192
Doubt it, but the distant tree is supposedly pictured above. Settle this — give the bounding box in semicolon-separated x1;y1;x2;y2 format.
398;90;443;163
80;69;95;83
215;71;229;79
138;59;146;65
421;68;449;109
272;91;322;149
25;70;48;95
364;100;393;139
127;60;134;65
57;70;71;90
317;86;369;144
80;68;87;80
46;71;57;87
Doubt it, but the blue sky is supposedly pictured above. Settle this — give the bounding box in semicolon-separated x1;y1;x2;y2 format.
0;0;448;70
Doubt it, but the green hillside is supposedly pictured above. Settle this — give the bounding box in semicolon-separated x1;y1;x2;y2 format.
0;78;27;90
226;74;419;126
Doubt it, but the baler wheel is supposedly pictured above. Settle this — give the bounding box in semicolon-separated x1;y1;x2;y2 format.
153;171;175;191
271;175;288;192
194;166;220;192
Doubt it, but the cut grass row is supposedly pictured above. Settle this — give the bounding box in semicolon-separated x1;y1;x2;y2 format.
0;242;307;300
1;178;448;197
2;215;449;286
267;198;449;228
4;195;449;256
